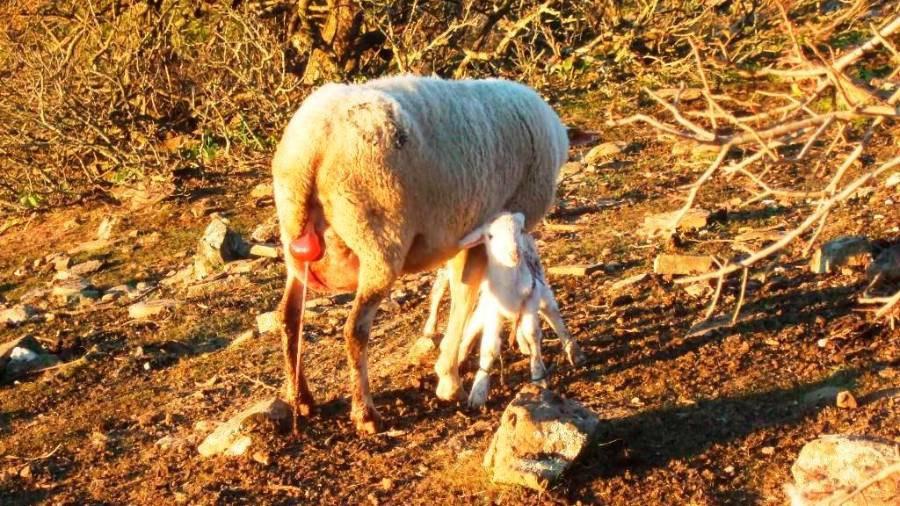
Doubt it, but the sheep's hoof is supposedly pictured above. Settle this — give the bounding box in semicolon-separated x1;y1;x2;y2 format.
351;405;382;435
566;344;587;367
435;377;466;402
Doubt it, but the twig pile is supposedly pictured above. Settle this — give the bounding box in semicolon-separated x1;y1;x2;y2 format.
609;12;900;324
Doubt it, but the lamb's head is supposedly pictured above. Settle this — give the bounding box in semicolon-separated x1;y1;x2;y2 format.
459;212;527;267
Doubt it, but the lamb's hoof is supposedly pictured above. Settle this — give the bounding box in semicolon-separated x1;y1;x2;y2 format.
467;380;489;409
435;377;466;402
351;405;382;435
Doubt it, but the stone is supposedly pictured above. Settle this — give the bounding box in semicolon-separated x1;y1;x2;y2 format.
408;336;439;365
128;299;177;319
583;141;627;164
250;183;273;200
230;330;257;349
4;347;60;379
102;284;140;302
197;216;250;271
249;243;279;258
546;263;604;277
51;255;71;272
653;254;715;275
836;390;858;409
69;259;104;277
52;279;101;305
611;273;649;291
67;239;112;255
0;335;44;370
52;278;91;298
161;265;196;287
252;451;272;465
885;172;900;188
785;435;899;506
251;216;279;243
642;208;710;236
1;304;38;326
256;311;279;334
810;236;872;274
197;398;290;457
110;177;174;210
483;385;599;491
96;216;118;241
802;386;841;406
655;87;704;101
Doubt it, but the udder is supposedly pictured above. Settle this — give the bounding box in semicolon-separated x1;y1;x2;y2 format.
291;204;360;294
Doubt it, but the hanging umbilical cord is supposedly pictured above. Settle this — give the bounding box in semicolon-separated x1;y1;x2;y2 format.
288;225;322;434
292;261;310;434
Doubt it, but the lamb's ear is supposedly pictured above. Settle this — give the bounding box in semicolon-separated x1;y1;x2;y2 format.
512;212;526;229
458;226;485;249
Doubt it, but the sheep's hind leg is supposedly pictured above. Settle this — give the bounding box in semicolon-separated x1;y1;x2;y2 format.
539;285;586;366
280;273;315;420
468;311;502;408
344;272;393;435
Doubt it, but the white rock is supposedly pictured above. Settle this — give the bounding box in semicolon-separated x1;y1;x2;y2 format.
249;243;279;258
483;385;599;491
583;141;627;164
197;398;290;457
128;299;177;319
408;336;438;365
69;259;104;277
9;347;39;362
197;216;250;270
96;216;118;241
250;183;273;200
256;311;279;334
785;435;899;506
809;236;872;274
1;304;38;326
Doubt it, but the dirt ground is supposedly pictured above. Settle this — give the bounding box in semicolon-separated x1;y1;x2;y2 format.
1;90;899;505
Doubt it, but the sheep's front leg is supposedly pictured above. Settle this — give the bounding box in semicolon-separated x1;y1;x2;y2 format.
539;284;586;366
468;310;502;408
422;267;448;337
279;273;315;418
519;310;548;388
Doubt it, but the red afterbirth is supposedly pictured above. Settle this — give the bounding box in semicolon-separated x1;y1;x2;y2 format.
290;228;322;262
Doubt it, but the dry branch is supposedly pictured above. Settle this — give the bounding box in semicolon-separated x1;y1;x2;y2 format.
611;12;900;329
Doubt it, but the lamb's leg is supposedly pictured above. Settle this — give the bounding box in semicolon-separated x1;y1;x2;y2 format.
280;273;315;418
458;302;485;365
519;309;548;388
422;267;448;337
539;284;586;366
344;270;394;435
435;246;485;401
468;310;502;408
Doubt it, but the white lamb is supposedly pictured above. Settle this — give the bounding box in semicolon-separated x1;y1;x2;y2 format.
446;212;586;408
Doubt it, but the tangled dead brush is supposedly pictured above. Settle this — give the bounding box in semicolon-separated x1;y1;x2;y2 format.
0;0;302;211
1;0;817;211
609;5;900;324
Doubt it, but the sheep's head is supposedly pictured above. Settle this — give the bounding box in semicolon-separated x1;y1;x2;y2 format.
459;212;526;267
